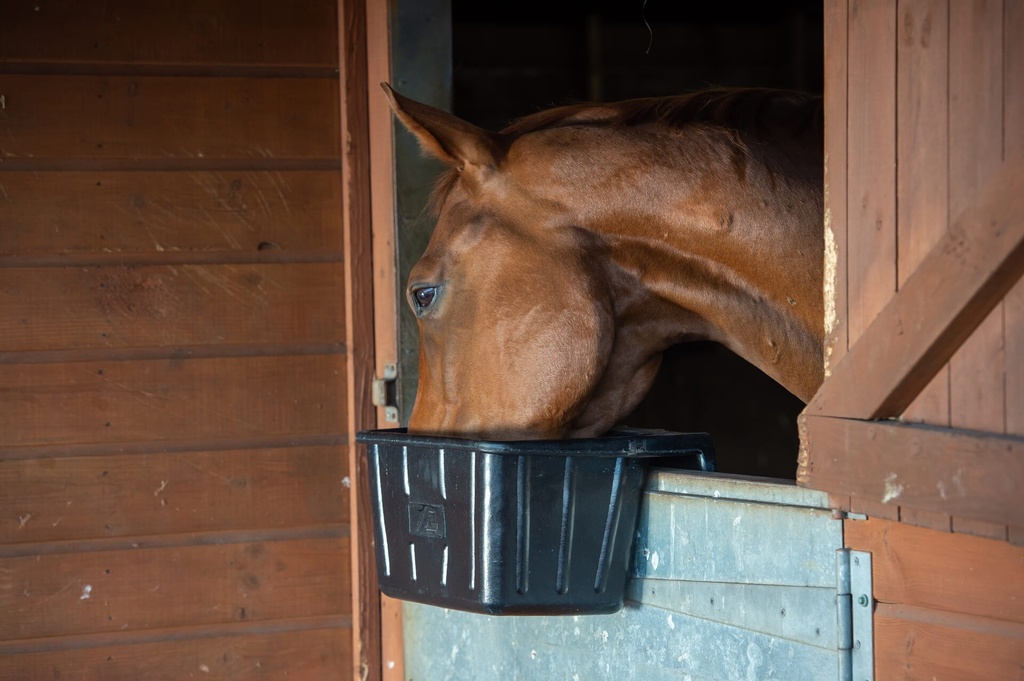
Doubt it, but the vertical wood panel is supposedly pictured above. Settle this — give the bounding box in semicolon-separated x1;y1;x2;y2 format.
897;0;951;427
1004;0;1024;438
822;0;850;374
948;0;1006;436
365;2;406;677
339;1;382;679
845;0;897;345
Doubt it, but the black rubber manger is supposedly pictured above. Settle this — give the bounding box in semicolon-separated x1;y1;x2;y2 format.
355;427;715;615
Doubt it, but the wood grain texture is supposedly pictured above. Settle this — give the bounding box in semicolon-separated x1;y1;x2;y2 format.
802;416;1023;526
896;0;951;427
845;517;1024;623
0;538;350;641
947;0;1007;436
845;0;897;345
0;355;346;447
366;1;405;677
339;0;382;678
0;627;351;681
1008;282;1024;437
875;605;1024;681
0;75;339;160
0;0;336;68
822;0;849;373
0;264;344;352
0;171;343;258
1004;0;1024;439
950;516;1008;542
848;497;900;522
896;507;950;533
0;447;348;544
802;413;1019;524
804;163;1024;421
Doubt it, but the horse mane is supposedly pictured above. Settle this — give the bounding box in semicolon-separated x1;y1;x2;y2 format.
429;88;823;214
503;88;822;139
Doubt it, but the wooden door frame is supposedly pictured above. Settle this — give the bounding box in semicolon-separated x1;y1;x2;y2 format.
342;0;449;677
340;0;391;678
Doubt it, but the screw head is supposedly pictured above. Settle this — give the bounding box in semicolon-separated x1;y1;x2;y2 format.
857;594;870;607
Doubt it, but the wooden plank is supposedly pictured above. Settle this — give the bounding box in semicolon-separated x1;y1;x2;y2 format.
0;75;339;160
803;162;1024;421
948;0;1007;437
801;415;1024;527
0;446;347;544
380;595;404;679
0;264;344;352
1011;526;1024;547
897;507;950;533
1004;0;1024;438
849;497;899;522
0;171;343;258
845;517;1024;623
0;355;346;448
1009;282;1024;437
951;516;1008;542
822;0;849;373
875;604;1024;681
366;1;405;677
339;0;382;678
0;537;350;640
950;309;1005;432
845;0;896;346
896;0;951;427
0;627;351;681
0;0;337;69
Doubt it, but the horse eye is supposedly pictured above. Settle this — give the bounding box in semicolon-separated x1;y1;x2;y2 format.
413;286;437;311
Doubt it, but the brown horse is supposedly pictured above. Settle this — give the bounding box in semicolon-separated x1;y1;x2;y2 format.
384;84;824;440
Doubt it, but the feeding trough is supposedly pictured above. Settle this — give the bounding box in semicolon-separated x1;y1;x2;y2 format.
356;428;715;615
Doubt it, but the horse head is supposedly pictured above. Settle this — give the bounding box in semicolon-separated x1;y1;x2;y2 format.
384;84;824;440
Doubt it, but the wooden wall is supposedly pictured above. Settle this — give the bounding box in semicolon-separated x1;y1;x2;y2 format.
0;2;356;678
806;1;1024;678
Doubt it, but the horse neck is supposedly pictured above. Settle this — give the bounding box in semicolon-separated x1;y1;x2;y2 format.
573;134;825;401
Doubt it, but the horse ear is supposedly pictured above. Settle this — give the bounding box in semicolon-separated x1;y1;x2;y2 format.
381;82;504;172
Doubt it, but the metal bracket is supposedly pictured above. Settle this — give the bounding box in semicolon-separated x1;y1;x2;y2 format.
372;363;399;423
836;549;874;681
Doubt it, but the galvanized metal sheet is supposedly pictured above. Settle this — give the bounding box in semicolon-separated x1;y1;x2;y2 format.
632;492;842;587
403;599;843;680
627;578;842;650
402;471;848;680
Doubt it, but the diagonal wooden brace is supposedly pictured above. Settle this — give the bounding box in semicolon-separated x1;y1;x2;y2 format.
806;161;1024;421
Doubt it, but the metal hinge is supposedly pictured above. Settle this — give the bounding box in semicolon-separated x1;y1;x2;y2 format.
371;363;399;423
836;549;874;681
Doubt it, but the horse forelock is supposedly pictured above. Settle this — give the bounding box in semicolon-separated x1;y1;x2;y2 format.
427;88;822;216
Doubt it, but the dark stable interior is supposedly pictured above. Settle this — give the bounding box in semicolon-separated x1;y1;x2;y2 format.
451;0;824;479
